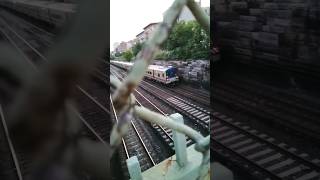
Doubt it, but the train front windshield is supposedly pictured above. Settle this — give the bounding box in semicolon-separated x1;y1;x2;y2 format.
166;68;177;78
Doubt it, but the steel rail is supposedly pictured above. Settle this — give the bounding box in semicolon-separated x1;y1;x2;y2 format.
110;63;210;113
110;94;129;159
0;11;55;42
110;67;173;142
110;94;155;165
110;62;210;109
0;10;55;37
0;17;109;146
0;104;23;180
111;65;209;129
212;115;320;179
1;12;108;77
1;15;111;115
0;20;36;71
1;11;108;75
1;18;47;60
214;115;320;172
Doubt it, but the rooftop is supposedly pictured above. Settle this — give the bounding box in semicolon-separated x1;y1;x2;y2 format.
143;22;160;30
136;31;145;37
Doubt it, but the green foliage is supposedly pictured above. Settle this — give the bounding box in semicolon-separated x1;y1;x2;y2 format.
154;50;169;60
122;50;134;61
114;52;122;57
162;21;209;60
132;42;144;57
110;52;115;60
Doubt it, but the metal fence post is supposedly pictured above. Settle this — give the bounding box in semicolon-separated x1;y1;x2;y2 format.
127;156;143;180
170;113;188;167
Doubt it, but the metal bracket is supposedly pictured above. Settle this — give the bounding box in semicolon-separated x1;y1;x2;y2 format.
171;113;187;167
127;156;143;180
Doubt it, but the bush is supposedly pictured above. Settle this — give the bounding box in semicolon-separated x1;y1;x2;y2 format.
122;50;134;61
154;51;169;60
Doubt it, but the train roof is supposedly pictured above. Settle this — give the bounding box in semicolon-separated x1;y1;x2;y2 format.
111;61;133;66
148;65;170;72
111;61;174;72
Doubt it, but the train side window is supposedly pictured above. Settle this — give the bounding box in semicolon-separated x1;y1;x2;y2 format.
158;74;160;77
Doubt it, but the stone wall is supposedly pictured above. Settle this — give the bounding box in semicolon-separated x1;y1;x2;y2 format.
212;0;320;64
153;60;210;85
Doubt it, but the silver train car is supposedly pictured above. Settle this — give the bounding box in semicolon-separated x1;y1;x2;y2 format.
0;0;76;27
111;61;179;85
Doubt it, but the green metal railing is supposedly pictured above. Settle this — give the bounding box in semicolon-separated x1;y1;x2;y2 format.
110;0;210;179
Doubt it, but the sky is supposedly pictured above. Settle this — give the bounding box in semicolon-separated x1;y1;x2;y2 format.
110;0;210;51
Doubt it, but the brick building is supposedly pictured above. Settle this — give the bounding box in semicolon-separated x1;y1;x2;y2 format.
115;41;128;53
143;23;159;41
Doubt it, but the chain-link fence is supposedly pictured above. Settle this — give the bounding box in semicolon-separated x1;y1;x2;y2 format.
110;0;210;179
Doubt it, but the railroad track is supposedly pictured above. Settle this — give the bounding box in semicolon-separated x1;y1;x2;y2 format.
110;91;157;173
236;54;320;81
214;77;320;141
142;78;210;108
0;9;108;77
110;67;178;150
0;9;112;140
111;62;211;109
0;10;111;179
211;110;320;179
111;56;320;180
0;104;23;180
170;84;210;105
222;75;320;119
110;63;179;153
0;12;167;178
112;65;210;133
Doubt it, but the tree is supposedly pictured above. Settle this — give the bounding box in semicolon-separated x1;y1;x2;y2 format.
132;42;144;57
110;52;115;60
189;21;209;59
114;51;122;57
162;21;209;60
122;50;133;61
154;50;169;60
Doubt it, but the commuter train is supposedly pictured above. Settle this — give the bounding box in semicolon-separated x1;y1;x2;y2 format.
0;0;76;27
111;61;179;85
